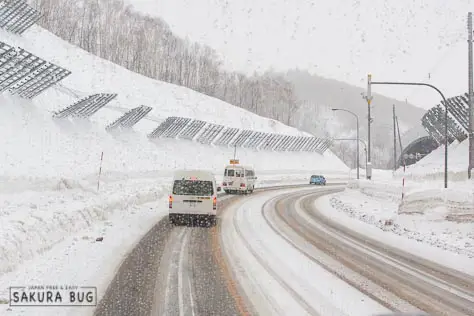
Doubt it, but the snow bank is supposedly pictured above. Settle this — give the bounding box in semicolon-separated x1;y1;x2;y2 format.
0;199;170;316
396;141;471;181
347;179;474;220
328;180;474;259
0;179;168;276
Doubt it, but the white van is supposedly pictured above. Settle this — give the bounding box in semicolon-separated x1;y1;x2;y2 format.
169;170;221;226
222;164;257;194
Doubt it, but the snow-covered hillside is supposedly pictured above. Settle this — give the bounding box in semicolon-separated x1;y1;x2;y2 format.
0;27;306;133
0;22;350;313
126;0;473;109
0;25;348;184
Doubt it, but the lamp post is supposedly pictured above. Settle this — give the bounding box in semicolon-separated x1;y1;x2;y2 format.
368;77;449;188
332;108;360;179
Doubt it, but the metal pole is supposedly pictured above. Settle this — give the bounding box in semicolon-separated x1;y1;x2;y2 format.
331;108;360;179
468;12;474;179
396;116;403;161
356;116;360;179
366;74;373;180
371;80;449;188
393;104;397;170
364;147;368;175
233;144;237;160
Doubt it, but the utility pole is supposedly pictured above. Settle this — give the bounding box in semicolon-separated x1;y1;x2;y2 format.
364;74;373;179
396;116;403;158
393;104;397;171
468;12;474;179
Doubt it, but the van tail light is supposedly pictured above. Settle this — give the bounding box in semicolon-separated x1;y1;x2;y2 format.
240;183;246;187
169;195;173;209
213;196;217;210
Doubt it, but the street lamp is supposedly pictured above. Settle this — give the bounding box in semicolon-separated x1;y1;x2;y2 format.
332;108;360;179
368;77;450;188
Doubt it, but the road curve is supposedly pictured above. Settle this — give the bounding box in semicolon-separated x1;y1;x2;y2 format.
219;185;367;316
93;184;325;316
264;188;474;316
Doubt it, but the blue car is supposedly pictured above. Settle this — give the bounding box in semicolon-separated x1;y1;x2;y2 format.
309;175;326;185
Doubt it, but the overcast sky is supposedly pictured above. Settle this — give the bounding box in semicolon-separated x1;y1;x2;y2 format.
127;0;474;109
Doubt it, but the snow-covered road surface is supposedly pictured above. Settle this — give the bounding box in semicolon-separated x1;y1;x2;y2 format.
221;186;474;316
94;193;244;316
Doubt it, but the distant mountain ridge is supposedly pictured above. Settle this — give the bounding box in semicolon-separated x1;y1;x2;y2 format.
286;69;426;132
284;69;427;168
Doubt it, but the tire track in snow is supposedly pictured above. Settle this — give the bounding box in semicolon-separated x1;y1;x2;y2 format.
264;189;421;313
272;189;474;315
95;193;247;316
154;227;197;316
231;207;323;316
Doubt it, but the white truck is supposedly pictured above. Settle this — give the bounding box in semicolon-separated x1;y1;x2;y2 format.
168;169;221;226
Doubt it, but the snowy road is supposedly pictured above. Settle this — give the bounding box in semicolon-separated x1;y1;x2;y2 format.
92;182;474;316
152;224;241;316
221;186;474;316
93;185;325;316
93;194;244;316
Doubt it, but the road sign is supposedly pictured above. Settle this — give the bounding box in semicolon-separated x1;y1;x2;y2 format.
229;159;239;164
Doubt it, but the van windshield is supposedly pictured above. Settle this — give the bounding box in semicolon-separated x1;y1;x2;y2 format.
173;180;214;196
